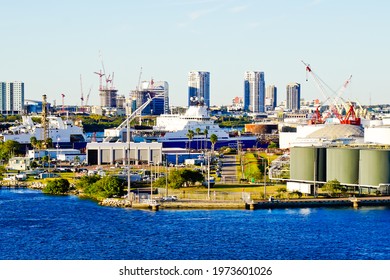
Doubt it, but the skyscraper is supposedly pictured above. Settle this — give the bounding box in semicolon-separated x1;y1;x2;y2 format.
244;71;265;113
131;80;169;115
265;85;277;111
0;81;24;115
188;71;210;107
286;83;301;111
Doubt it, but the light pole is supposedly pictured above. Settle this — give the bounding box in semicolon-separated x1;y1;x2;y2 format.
207;151;211;200
56;137;60;167
260;157;267;200
126;103;131;201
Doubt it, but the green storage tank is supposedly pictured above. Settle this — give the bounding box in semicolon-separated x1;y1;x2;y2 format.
326;148;359;184
359;149;390;186
290;147;326;182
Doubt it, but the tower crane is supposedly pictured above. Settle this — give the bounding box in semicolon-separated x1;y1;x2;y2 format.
80;74;84;111
85;87;92;107
94;70;105;90
137;67;143;91
61;93;65;113
302;61;359;125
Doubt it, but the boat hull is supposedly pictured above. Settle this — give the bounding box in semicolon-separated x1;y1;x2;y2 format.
158;137;262;150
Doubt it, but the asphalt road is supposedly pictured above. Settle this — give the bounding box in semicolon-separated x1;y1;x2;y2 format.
220;154;239;184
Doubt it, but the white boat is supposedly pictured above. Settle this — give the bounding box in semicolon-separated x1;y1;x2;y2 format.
0;116;87;149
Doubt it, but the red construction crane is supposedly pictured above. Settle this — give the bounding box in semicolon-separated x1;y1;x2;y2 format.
340;104;361;125
94;70;105;90
302;61;358;125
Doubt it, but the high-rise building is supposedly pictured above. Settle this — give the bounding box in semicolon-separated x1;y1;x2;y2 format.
0;81;24;115
286;83;301;111
99;88;118;108
265;85;277;111
130;80;169;115
244;71;265;113
188;71;210;107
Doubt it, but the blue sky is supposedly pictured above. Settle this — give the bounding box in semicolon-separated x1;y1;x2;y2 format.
1;0;389;107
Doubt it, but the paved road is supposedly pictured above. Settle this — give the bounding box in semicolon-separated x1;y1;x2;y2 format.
220;155;239;183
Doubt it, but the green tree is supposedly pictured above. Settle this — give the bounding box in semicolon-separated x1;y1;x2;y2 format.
45;137;53;149
180;169;204;187
268;141;278;149
203;128;208;150
186;130;194;154
30;137;38;149
82;175;123;199
195;127;201;150
167;170;186;189
43;178;70;194
210;134;218;152
76;175;101;191
153;169;204;189
322;179;344;197
0;140;20;162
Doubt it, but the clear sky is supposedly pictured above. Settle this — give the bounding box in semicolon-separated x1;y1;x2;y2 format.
1;0;390;107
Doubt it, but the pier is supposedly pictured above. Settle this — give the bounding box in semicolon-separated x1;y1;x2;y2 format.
246;196;390;210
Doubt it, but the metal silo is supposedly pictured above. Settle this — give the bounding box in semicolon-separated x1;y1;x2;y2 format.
359;149;390;186
317;147;327;182
290;147;325;181
326;148;359;184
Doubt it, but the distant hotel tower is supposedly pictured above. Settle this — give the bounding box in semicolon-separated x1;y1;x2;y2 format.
265;85;277;111
188;71;210;107
286;83;301;111
0;81;24;115
244;71;265;113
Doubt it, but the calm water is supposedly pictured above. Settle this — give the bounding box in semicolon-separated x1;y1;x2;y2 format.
1;188;389;260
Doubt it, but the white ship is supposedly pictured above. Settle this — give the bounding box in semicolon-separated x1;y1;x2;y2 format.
153;106;258;150
0;116;87;149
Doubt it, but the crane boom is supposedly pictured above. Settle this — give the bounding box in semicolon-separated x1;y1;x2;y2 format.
80;74;84;108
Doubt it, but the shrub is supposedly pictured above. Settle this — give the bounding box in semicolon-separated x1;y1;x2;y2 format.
43;178;70;194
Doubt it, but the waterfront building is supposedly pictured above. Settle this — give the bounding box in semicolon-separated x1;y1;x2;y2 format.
265;85;277;111
188;71;210;108
0;81;24;115
130;80;169;115
86;141;162;165
244;71;265;113
286;83;301;111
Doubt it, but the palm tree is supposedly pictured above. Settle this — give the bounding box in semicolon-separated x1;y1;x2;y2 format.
30;136;37;149
203;128;208;151
45;137;53;149
186;130;194;156
210;134;218;153
195;127;201;151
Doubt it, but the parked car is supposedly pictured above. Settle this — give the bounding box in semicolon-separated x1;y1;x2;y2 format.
162;195;178;202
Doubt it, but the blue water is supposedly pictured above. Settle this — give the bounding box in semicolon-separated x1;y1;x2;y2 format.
1;188;389;260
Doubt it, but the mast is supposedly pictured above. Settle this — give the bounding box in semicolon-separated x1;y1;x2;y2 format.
42;94;49;147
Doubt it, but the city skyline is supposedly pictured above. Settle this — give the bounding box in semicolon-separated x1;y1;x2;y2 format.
1;1;390;107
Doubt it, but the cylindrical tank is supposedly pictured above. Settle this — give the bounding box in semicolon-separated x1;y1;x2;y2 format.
316;147;327;182
326;148;359;184
359;149;390;186
290;147;325;181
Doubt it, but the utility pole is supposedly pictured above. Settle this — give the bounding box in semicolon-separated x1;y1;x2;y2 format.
207;151;211;200
127;102;131;201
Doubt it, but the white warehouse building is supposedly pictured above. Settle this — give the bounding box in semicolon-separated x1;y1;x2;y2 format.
86;142;162;166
